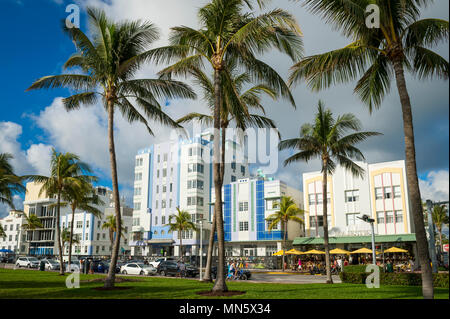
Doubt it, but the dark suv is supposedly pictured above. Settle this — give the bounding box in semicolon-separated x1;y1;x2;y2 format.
157;261;199;278
157;261;178;276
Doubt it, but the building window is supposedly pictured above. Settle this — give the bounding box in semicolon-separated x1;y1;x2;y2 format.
155;200;158;209
384;187;392;199
163;185;167;193
157;170;160;178
163;153;168;162
395;210;403;223
393;186;401;198
85;233;89;240
169;199;173;208
187;196;204;206
162;216;166;225
163;168;167;177
98;220;101;228
239;221;249;231
231;176;236;182
231;162;236;170
309;216;324;227
187;179;204;190
188;163;204;173
308;194;316;205
346;213;359;225
375;187;383;200
76;221;83;229
135;172;142;181
157;154;160;163
136;158;143;166
316;193;323;204
386;211;394;223
239;201;248;212
86;220;89;228
134;202;141;210
170;183;173;192
161;200;166;208
134;187;142;196
266;220;278;230
156;185;159;193
376;212;385;224
97;233;100;240
155;216;158;225
345;190;360;202
133;218;140;226
241;166;245;175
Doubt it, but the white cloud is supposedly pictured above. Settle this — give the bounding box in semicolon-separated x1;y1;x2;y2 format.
419;170;449;202
25;144;53;176
0;121;53;176
0;195;23;218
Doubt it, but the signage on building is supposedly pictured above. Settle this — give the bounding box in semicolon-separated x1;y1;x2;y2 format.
443;244;449;253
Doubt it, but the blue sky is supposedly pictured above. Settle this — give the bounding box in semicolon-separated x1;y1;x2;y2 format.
0;0;449;216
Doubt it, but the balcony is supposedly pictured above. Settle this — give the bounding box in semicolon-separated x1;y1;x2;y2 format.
132;225;144;232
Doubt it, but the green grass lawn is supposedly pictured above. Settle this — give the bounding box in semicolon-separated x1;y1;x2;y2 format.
0;268;448;299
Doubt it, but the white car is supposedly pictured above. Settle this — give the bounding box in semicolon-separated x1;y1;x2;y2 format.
42;259;60;271
120;263;157;276
16;257;40;268
148;257;176;268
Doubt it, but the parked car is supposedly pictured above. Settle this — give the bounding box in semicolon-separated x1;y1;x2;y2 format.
120;263;157;276
41;259;60;271
149;257;176;268
15;256;40;268
103;260;122;273
157;260;179;276
184;263;200;278
0;254;15;263
211;266;251;280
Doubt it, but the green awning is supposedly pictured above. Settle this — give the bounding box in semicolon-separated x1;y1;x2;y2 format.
293;233;416;245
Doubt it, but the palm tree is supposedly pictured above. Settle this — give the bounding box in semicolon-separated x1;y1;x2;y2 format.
26;9;196;288
0;224;6;238
432;204;449;251
151;0;303;292
102;215;125;256
279;101;381;283
289;0;448;298
0;153;25;209
61;227;80;257
62;181;104;269
167;207;198;260
22;213;43;254
25;149;91;275
265;196;304;271
174;65;280;282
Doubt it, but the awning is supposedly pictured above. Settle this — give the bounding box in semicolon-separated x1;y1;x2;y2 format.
285;249;304;255
384;246;408;253
145;239;175;244
302;249;325;255
293;233;416;245
351;247;373;254
272;250;287;256
330;248;350;254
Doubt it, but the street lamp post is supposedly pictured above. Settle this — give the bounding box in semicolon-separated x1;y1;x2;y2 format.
426;200;439;273
199;220;203;281
358;215;376;265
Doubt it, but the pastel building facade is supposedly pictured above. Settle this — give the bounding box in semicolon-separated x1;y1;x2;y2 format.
131;131;249;257
302;160;413;238
0;210;27;254
211;176;304;257
22;182;132;257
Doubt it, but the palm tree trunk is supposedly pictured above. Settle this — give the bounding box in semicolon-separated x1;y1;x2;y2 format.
212;66;227;292
105;100;122;289
393;58;433;299
56;191;64;275
202;214;216;282
282;221;287;271
203;124;226;282
180;234;183;261
68;207;75;273
322;158;332;284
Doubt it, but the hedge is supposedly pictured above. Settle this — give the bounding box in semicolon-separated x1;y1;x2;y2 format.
342;265;384;273
339;270;449;288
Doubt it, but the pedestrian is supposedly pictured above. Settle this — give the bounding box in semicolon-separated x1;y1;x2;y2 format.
179;260;186;278
298;258;302;271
